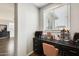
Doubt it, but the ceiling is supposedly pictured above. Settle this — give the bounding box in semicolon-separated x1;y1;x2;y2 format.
33;3;48;8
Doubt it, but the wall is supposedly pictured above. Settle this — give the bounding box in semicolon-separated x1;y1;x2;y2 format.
70;4;79;38
39;3;64;30
0;4;14;21
17;3;39;55
0;4;14;37
39;3;79;39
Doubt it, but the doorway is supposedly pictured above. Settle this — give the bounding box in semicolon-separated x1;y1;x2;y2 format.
0;3;15;56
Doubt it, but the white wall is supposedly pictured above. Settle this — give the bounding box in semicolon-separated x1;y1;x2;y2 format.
8;23;14;37
70;4;79;38
0;4;14;37
17;3;39;55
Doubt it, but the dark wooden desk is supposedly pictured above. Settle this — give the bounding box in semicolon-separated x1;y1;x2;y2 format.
33;37;79;56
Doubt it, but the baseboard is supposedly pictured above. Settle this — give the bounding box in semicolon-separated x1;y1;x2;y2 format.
27;51;34;56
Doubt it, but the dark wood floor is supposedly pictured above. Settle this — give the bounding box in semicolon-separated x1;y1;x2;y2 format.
0;37;14;56
30;52;45;56
30;52;43;56
30;51;61;56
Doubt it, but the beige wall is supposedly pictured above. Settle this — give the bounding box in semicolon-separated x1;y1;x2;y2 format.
70;4;79;38
0;4;14;21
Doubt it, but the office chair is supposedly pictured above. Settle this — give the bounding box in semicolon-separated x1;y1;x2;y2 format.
73;33;79;42
42;43;59;56
35;31;42;38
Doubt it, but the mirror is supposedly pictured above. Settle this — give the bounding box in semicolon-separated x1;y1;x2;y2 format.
43;4;71;31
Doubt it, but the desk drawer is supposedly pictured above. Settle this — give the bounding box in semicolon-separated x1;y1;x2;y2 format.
61;46;79;56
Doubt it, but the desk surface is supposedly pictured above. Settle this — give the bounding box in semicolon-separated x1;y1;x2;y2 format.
40;38;79;49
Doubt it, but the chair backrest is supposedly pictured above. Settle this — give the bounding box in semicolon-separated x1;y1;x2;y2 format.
73;33;79;42
43;43;59;56
35;31;42;38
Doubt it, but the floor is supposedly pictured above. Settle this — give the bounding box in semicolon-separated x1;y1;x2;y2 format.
0;37;14;56
30;52;45;56
30;52;43;56
30;52;61;56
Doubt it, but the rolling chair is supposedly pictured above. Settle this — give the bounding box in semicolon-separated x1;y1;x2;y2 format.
73;33;79;45
42;43;59;56
73;33;79;42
